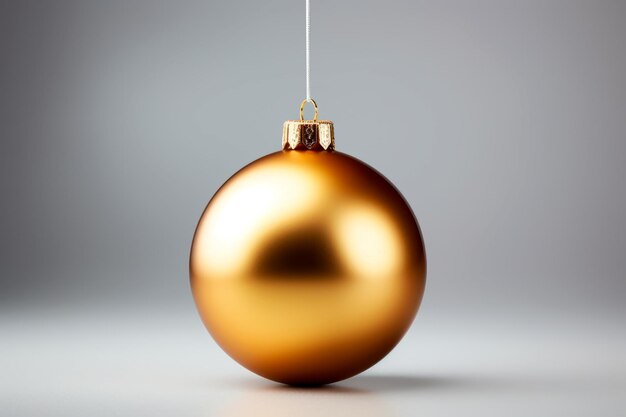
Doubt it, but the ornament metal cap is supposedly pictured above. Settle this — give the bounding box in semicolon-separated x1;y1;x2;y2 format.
282;99;335;151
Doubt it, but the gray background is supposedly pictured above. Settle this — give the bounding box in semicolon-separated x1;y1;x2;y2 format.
1;1;625;416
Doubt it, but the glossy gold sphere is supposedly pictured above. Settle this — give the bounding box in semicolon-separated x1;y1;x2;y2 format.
190;151;426;385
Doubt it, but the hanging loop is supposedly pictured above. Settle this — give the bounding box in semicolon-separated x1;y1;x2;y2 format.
300;98;318;121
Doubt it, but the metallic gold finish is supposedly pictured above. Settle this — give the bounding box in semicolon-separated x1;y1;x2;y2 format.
190;150;426;385
282;120;335;150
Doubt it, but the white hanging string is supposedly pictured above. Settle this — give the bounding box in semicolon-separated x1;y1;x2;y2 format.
305;0;311;102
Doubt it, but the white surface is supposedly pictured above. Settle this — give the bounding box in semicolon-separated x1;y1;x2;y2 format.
1;307;624;417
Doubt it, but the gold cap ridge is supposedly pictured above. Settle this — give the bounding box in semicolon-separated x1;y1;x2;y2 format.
282;119;335;151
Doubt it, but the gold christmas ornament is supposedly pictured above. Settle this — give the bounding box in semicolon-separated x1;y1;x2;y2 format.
190;100;426;385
